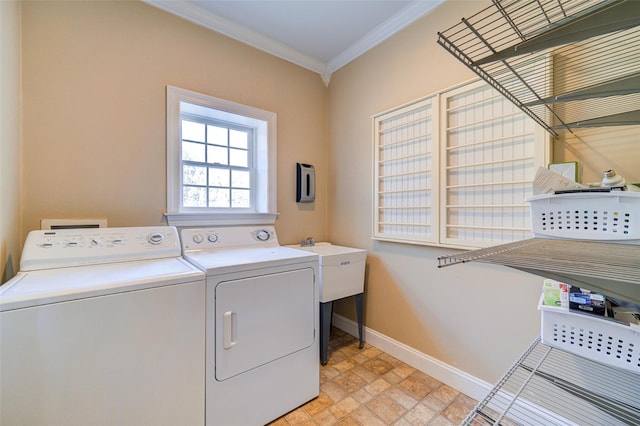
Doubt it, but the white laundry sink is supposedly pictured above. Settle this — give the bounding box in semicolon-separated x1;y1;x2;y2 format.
288;242;367;364
288;242;366;303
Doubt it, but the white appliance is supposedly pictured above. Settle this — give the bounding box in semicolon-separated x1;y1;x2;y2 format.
181;226;319;426
0;226;206;426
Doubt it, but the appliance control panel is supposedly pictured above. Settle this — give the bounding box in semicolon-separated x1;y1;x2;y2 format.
181;226;279;251
20;226;181;271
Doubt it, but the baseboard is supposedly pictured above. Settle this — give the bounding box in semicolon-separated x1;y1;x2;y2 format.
331;313;491;402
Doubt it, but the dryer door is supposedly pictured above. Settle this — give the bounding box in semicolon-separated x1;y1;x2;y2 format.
214;267;315;381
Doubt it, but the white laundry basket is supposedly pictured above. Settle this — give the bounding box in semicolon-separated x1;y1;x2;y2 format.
539;297;640;374
526;192;640;241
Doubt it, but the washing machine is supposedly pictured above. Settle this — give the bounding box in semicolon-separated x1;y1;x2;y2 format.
0;226;206;426
180;225;319;426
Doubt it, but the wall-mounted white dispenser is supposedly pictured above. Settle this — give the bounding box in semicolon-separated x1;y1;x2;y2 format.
296;163;315;203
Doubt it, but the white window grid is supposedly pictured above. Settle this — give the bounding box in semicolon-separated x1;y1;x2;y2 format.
374;97;438;244
373;80;548;249
441;82;545;247
165;86;278;227
180;114;255;210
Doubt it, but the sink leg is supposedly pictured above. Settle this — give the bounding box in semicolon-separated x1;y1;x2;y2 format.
320;301;333;366
356;293;364;349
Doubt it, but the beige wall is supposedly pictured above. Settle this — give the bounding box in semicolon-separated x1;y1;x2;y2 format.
328;1;543;383
20;0;328;246
554;126;640;184
327;0;639;383
0;0;21;283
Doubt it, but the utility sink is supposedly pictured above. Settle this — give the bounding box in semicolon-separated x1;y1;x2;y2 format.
288;242;366;303
288;242;367;364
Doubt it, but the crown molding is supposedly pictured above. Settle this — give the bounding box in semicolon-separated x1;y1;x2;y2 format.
144;0;326;73
144;0;444;86
327;0;445;74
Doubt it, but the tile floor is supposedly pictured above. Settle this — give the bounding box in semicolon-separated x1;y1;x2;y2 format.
270;327;477;426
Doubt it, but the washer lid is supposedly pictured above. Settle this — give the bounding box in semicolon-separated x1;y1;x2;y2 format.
183;246;318;274
0;258;204;311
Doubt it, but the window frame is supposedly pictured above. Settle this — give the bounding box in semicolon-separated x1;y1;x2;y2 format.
439;80;549;248
180;114;255;211
372;96;439;245
372;79;550;249
165;86;277;226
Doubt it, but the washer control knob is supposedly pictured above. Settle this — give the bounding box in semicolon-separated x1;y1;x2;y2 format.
192;234;204;244
256;230;270;241
148;233;165;245
207;234;219;243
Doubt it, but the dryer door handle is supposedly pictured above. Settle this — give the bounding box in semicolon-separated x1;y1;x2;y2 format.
223;311;237;349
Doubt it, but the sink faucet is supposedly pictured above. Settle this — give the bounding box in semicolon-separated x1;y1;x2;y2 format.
301;237;316;246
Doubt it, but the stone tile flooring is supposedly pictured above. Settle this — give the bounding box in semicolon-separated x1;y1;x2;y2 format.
270;328;477;425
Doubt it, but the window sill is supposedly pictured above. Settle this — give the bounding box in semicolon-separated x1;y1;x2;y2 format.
165;212;278;227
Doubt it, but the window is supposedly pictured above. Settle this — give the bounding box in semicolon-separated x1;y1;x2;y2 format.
373;80;549;249
180;117;253;209
373;96;438;244
166;86;277;226
440;81;548;247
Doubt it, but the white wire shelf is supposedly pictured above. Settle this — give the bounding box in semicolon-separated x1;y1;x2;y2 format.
437;237;640;305
463;338;640;425
437;0;640;137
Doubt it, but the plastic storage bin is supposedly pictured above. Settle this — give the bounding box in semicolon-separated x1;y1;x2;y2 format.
526;192;640;242
539;297;640;374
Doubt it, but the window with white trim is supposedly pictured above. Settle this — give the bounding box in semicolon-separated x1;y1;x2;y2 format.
166;86;277;226
373;97;438;244
373;80;549;249
181;116;253;209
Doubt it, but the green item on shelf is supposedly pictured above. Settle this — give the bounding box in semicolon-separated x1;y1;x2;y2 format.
543;279;569;308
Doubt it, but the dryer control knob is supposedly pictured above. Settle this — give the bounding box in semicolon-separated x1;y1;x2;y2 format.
256;230;270;241
207;234;219;243
192;234;204;244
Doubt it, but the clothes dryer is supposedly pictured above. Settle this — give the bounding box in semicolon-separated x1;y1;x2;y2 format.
181;226;319;426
